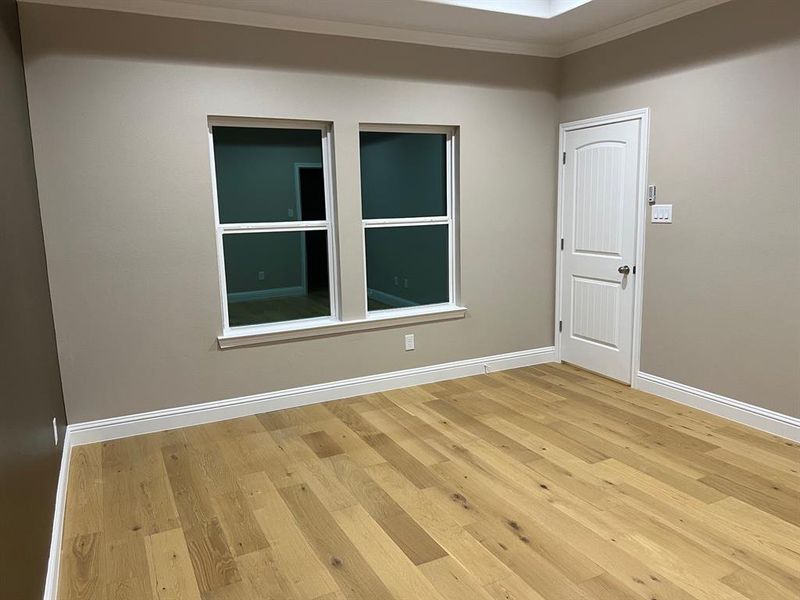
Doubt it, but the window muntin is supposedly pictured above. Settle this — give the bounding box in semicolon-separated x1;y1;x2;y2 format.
210;121;337;331
360;127;457;313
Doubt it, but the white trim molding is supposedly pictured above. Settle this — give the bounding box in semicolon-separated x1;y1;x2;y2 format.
47;346;553;596
218;303;467;348
359;123;460;320
68;346;556;445
42;429;72;600
559;0;731;56
634;372;800;442
209;117;341;342
44;356;797;599
21;0;732;58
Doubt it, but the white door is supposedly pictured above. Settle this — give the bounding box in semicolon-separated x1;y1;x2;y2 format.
560;118;642;383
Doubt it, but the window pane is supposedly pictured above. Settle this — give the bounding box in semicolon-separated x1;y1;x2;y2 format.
365;225;449;311
223;231;330;326
360;132;447;219
213;126;325;223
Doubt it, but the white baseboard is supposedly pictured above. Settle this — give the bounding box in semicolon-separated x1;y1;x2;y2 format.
42;429;72;600
227;285;305;303
44;346;551;597
45;356;796;599
634;372;800;442
68;346;556;446
367;287;418;308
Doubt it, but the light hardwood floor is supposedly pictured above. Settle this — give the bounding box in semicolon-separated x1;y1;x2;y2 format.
58;363;800;600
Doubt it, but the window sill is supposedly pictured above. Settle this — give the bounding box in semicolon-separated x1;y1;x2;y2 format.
217;304;467;349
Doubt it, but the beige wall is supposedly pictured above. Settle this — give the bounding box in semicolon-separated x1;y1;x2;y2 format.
20;4;559;423
560;0;800;416
20;0;800;424
1;0;67;594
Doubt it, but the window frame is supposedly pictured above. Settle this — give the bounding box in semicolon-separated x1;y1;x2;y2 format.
208;117;340;337
360;123;461;319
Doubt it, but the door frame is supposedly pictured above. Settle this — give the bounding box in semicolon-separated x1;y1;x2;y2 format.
554;108;650;383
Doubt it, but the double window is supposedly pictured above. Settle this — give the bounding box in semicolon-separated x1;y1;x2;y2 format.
209;118;460;345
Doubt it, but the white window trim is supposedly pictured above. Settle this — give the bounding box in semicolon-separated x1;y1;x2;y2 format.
217;304;466;348
361;124;462;319
209;117;342;343
210;119;465;349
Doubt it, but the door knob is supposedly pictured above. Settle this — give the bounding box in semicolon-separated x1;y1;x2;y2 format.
618;265;631;275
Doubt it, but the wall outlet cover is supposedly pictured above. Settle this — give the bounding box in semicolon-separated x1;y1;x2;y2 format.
404;333;415;351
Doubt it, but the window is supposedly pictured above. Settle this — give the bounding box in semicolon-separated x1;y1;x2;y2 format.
210;120;337;332
210;119;463;347
360;126;458;313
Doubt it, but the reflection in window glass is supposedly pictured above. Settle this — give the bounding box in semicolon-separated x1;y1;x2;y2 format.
365;225;449;311
360;132;447;219
223;231;330;326
213;127;324;224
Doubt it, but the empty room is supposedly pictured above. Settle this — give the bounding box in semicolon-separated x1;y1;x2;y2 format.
2;0;799;598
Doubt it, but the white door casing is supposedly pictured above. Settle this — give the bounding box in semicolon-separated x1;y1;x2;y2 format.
558;114;646;383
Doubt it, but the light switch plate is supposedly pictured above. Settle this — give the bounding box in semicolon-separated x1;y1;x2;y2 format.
651;204;673;223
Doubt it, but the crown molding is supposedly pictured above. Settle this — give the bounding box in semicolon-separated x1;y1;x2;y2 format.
20;0;731;58
18;0;560;57
559;0;732;56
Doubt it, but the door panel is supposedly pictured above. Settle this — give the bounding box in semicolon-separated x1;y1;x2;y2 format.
571;276;620;349
561;119;641;383
574;143;625;256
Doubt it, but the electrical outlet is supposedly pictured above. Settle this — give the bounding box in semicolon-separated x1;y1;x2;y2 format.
403;278;409;289
258;271;265;280
404;334;415;351
287;208;294;218
394;276;399;286
52;417;58;446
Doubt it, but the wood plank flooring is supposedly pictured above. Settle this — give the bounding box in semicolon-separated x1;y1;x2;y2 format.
58;363;800;600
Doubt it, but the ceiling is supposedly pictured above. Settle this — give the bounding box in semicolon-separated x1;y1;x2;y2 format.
21;0;731;57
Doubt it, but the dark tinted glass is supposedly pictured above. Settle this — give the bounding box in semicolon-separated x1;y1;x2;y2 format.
223;231;330;326
213;127;324;223
360;132;446;219
365;225;449;311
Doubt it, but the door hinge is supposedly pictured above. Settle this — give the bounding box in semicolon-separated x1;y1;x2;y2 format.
559;320;563;333
562;152;566;165
560;238;564;250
